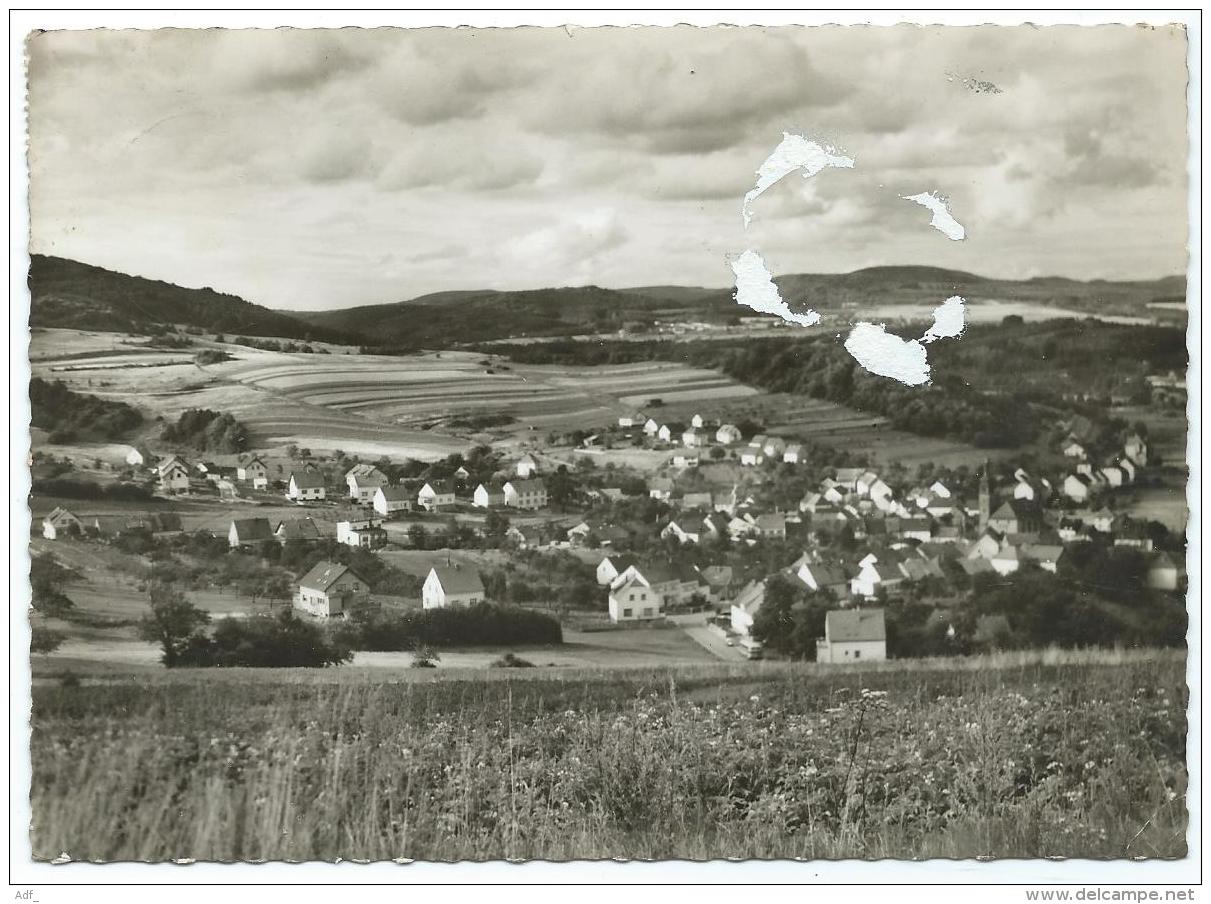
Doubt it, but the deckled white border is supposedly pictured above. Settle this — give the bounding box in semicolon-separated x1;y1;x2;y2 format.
5;8;1202;895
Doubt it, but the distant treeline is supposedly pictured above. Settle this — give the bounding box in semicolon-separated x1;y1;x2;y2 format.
481;318;1187;449
30;378;144;443
31;477;154;502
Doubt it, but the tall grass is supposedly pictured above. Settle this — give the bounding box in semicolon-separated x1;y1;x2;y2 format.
30;653;1187;862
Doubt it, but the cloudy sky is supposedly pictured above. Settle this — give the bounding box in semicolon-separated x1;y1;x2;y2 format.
27;25;1190;311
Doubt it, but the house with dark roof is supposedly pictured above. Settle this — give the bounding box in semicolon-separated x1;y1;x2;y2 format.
287;469;326;502
346;464;390;502
373;484;414;517
422;564;486;609
503;478;547;510
337;519;387;549
417;480;456;511
228;517;274;548
237;456;269;488
295;561;368;618
41;506;82;540
275;517;322;545
816;609;887;664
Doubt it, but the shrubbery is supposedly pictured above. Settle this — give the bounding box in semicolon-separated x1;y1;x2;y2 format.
31;478;153;501
160;408;248;453
337;603;562;652
30;378;143;443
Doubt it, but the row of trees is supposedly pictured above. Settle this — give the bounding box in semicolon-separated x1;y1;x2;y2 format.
160;408;249;454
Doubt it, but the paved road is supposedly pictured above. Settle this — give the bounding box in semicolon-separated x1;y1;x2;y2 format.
680;623;751;662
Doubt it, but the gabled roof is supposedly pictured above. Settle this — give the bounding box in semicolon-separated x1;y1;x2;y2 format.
290;470;326;489
276;518;321;541
231;518;274;542
44;506;80;525
421;479;456;494
731;579;765;614
298;560;363;592
429;565;485;595
803;563;848;586
346;464;389;485
377;485;413;501
698;565;734;587
755;513;786;530
826;608;886;642
958;557;994;576
157;455;189;474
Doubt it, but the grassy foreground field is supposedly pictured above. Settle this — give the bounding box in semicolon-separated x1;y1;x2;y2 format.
30;650;1186;862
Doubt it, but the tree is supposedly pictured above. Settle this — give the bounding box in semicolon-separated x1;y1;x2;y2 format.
484;509;510;544
30;625;65;655
408;524;429;550
137;582;211;668
30;553;76;617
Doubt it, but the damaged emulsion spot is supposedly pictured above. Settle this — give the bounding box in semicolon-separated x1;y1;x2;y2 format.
902;191;967;241
846;296;968;386
731;250;821;326
742;131;854;228
729;131;970;387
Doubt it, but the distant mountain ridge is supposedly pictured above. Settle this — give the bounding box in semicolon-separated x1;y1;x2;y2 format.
28;255;355;344
28;254;1184;348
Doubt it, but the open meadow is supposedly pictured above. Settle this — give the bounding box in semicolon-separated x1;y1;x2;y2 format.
29;650;1187;862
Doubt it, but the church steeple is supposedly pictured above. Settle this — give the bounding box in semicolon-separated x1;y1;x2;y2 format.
978;459;992;530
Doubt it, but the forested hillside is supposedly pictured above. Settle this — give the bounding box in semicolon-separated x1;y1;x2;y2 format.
29;255;354;343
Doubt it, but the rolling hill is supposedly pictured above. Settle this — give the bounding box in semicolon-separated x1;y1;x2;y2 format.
28;255;355;343
27;254;1184;348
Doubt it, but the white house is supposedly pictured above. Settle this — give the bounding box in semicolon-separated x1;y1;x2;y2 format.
295;561;368;618
990;546;1021;576
794;559;850;599
41;506;82;540
1064;440;1088;460
661;520;700;545
237;456;269;489
417;480;456;511
850;560;904;599
1063;473;1093;504
503;478;547;510
762;437;785;458
618;411;644;428
690;414;706;429
346;464;389;502
516;454;539;478
729;580;766;636
608;577;662;622
596;554;636;586
1119;458;1137;483
671;452;700;469
286;470;326;502
472;483;507;508
157;455;191;494
643;418;660;436
422;564;486;609
373;485;414;517
782;443;804;464
648;478;675;501
1146;552;1180;591
816;609;887;664
1124;434;1148;468
1100;466;1125;488
715;424;743;445
657;424;674;443
228;517;274;548
336;519;387;549
275;518;321;545
681;428;707;448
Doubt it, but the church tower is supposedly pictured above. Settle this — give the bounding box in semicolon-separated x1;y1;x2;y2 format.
978;459;992;530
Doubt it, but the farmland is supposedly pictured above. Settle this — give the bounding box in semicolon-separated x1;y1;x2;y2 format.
29;651;1186;861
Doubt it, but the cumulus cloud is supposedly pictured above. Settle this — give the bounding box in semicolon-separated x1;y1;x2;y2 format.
25;24;1191;308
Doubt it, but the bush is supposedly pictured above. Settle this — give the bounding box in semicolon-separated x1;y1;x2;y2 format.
490;652;536;669
160;408;248;454
29;378;143;442
184;610;352;668
349;603;562;652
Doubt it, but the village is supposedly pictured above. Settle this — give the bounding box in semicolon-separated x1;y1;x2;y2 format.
34;396;1186;668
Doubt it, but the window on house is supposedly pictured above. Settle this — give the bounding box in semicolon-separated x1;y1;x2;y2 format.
623;608;632;617
854;650;862;659
643;607;654;617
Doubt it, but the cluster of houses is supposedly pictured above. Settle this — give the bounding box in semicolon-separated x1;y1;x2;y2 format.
286;455;549;515
294;559;486;618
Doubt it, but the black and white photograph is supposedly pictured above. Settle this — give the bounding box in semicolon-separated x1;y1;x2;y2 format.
14;13;1197;880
